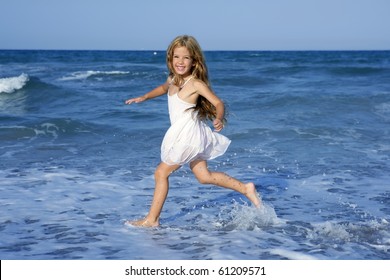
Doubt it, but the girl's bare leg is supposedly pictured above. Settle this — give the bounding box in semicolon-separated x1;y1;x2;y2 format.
190;159;261;207
126;162;180;227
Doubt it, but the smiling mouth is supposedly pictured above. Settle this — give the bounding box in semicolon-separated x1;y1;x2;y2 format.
175;65;186;72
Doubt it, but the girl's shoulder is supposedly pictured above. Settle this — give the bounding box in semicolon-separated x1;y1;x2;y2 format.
191;78;210;91
189;76;203;86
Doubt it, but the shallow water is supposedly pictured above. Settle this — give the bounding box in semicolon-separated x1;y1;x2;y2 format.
0;50;389;259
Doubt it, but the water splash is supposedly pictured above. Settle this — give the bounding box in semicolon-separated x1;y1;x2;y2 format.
216;201;283;231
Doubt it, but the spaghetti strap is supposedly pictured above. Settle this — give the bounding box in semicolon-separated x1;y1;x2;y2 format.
170;75;193;88
180;76;193;89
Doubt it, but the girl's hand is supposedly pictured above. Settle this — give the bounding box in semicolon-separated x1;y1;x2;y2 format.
213;118;224;132
125;96;146;105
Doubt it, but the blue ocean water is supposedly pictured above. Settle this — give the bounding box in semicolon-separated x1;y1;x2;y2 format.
0;50;389;260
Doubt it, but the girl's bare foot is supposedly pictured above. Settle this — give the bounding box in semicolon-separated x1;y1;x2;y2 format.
244;182;262;208
125;218;159;227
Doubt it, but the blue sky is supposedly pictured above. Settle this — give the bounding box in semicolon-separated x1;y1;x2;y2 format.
1;0;389;50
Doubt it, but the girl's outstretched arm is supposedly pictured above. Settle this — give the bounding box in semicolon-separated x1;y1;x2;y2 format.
125;81;169;105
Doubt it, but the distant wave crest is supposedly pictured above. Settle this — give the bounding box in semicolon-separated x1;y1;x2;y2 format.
0;73;29;94
59;70;130;81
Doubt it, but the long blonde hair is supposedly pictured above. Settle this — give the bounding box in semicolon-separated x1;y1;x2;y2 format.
166;35;223;122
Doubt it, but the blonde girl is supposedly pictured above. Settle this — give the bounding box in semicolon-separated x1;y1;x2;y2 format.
125;35;261;227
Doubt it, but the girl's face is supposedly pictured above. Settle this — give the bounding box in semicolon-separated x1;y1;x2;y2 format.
172;46;194;77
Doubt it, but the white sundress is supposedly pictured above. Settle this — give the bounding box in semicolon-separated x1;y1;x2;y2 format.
161;78;231;166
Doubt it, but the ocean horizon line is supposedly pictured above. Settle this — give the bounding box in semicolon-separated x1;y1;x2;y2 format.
1;48;389;52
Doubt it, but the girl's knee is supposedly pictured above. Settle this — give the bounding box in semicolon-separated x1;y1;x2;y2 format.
191;160;214;184
154;163;179;179
194;173;212;184
154;167;168;180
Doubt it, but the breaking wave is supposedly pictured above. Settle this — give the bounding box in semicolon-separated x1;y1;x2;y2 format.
0;74;29;94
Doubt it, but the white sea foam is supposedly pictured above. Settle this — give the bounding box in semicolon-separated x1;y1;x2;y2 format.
0;73;29;94
269;248;319;260
59;70;129;81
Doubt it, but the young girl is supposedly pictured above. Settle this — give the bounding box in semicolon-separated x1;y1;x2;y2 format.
125;35;261;227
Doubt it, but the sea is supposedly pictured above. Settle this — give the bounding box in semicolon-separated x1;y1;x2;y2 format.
0;50;389;260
